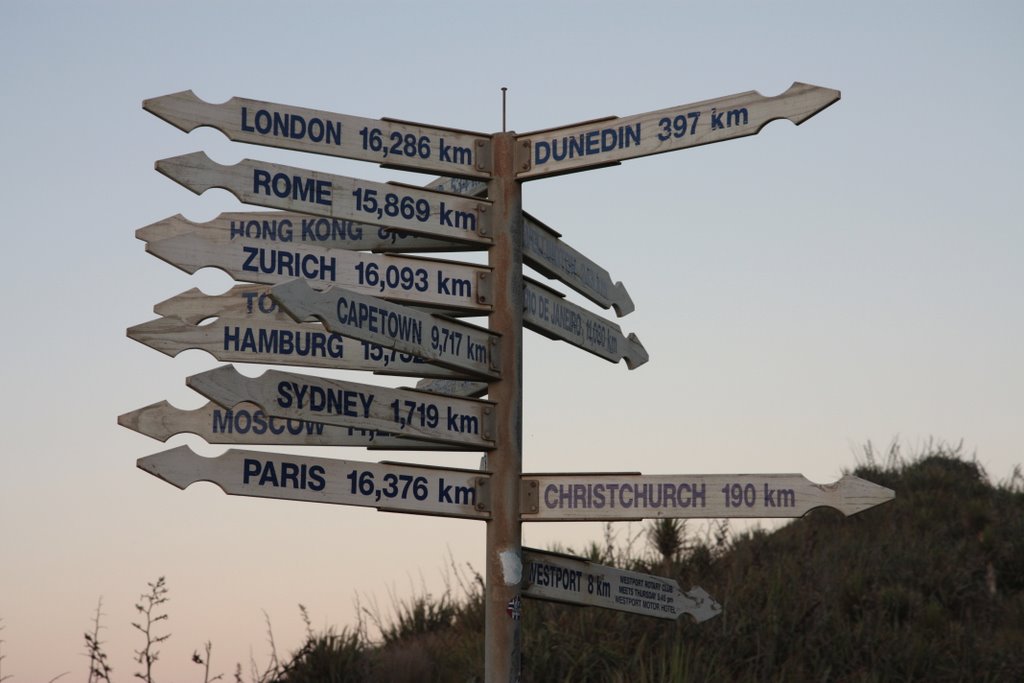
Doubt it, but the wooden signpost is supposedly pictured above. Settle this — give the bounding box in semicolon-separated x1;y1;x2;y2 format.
127;82;885;681
138;445;488;518
517;82;840;179
523;279;648;369
156;152;492;245
119;401;472;451
142;229;492;314
137;212;474;253
522;548;720;622
186;365;496;449
270;279;500;379
521;472;895;521
144;90;492;178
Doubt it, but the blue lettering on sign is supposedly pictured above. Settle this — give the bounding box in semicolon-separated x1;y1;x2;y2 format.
527;561;583;593
242;457;326;491
230;218;294;242
276;381;374;417
542;482;707;510
253;169;332;206
211;408;325;436
241;246;337;280
533;123;641;166
335;296;423;345
240;107;343;146
223;325;344;359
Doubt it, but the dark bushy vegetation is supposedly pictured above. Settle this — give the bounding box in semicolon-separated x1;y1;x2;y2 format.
274;443;1024;682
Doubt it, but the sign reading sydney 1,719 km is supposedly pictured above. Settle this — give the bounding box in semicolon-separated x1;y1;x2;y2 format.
125;81;893;680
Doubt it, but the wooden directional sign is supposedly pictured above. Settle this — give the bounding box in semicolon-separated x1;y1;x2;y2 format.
137;212;477;253
142;230;492;314
523;279;647;369
522;548;720;623
154;284;309;325
517;82;840;179
128;316;466;379
523;214;634;317
144;91;491;178
521;472;895;521
156;152;491;245
188;365;496;449
119;400;472;451
422;176;487;197
138;445;489;519
271;279;500;380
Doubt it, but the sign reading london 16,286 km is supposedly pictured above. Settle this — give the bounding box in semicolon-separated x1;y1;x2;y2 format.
126;81;892;682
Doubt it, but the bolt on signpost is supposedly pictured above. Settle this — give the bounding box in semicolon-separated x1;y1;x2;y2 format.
126;84;893;682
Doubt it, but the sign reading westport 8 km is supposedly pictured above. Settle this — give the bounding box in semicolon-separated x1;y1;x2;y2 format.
145;91;491;178
517;83;840;179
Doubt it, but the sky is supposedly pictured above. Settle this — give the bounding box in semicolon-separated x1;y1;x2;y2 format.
2;0;1022;680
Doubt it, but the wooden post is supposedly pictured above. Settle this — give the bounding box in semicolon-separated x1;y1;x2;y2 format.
484;131;524;681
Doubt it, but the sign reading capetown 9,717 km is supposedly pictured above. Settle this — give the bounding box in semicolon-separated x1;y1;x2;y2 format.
126;81;894;676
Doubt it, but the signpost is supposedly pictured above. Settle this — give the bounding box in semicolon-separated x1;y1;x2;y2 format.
138;445;488;519
144;90;492;178
522;548;720;622
186;365;496;449
523;214;633;316
156;152;492;245
521;472;895;521
127;315;466;379
119;400;472;451
517;82;840;179
128;82;874;681
523;279;648;369
270;279;500;380
142;229;493;314
137;212;477;253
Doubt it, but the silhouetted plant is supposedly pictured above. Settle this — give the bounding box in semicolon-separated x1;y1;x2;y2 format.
132;576;169;682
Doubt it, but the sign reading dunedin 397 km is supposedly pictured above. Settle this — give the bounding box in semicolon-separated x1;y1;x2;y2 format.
517;82;839;179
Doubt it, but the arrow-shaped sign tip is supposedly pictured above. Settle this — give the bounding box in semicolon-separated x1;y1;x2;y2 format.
270;279;318;323
118;401;175;442
186;365;249;409
143;90;205;133
623;333;649;370
780;82;842;126
830;475;896;516
154;151;217;196
678;586;722;623
137;445;203;490
612;282;635;318
126;319;181;357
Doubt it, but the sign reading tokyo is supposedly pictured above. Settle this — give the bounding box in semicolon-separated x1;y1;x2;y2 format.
144;91;491;178
522;472;895;521
517;82;840;179
138;446;488;519
522;548;721;622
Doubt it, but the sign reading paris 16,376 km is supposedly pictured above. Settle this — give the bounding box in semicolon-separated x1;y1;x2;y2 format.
138;445;488;519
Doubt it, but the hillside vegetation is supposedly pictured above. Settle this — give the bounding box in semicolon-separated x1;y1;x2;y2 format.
273;444;1024;682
